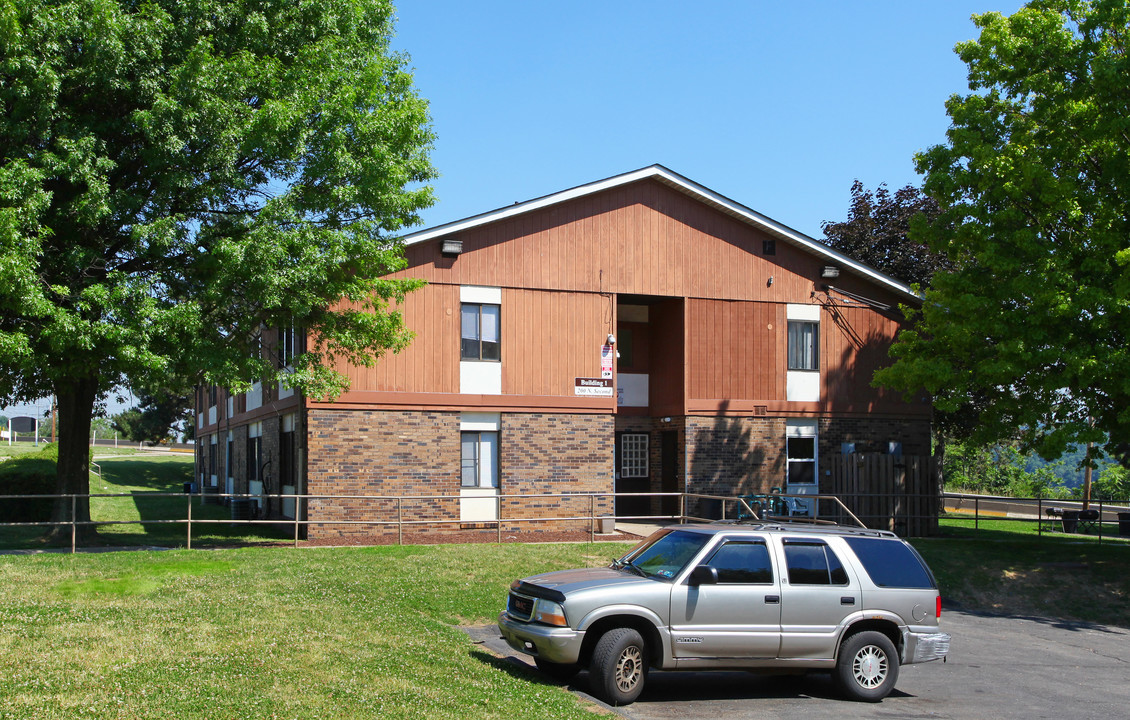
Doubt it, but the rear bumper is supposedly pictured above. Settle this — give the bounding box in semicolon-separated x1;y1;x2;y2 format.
498;612;585;665
904;630;951;664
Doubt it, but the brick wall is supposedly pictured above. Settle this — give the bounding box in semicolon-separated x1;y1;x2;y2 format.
500;413;615;536
304;409;616;540
684;415;932;517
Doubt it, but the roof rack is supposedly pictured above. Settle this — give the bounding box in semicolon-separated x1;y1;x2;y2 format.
734;492;867;529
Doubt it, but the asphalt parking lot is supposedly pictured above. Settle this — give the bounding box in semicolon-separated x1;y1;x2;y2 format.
467;609;1130;720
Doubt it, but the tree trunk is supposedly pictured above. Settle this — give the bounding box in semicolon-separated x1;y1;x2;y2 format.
47;375;99;544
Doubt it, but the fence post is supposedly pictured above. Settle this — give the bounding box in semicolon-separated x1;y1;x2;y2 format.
397;497;403;546
497;494;502;544
590;495;596;544
1098;498;1103;544
974;497;979;532
294;503;300;548
186;494;192;550
71;495;76;554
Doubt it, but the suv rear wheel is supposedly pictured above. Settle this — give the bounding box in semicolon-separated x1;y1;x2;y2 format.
835;630;899;701
588;627;648;705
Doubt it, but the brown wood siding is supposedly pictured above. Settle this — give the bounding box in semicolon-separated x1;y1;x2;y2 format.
341;283;460;394
686;299;784;402
395;180;867;305
501;288;607;396
821;303;909;409
649;299;686;416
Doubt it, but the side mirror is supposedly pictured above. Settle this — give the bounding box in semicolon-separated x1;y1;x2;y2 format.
688;565;718;586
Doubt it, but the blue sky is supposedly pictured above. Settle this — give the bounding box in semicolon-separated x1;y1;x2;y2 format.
395;0;1025;238
3;1;1028;422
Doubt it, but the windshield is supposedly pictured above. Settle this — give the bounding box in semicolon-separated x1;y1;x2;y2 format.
615;529;711;581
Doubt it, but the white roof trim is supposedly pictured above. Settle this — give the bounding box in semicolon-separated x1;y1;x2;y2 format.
401;165;920;303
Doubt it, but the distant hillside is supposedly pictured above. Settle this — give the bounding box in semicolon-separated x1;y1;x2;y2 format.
1021;445;1114;489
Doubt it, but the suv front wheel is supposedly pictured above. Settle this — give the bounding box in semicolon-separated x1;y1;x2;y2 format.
835;630;899;702
588;627;648;705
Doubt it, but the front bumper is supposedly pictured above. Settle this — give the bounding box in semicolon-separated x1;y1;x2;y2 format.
904;630;951;664
498;612;585;665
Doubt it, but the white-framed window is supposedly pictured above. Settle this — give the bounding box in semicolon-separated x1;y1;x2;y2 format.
461;303;500;361
461;431;499;488
787;320;819;371
620;433;649;478
278;324;297;367
786;421;818;485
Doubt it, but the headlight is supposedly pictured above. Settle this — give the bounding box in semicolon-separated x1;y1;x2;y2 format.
533;600;568;627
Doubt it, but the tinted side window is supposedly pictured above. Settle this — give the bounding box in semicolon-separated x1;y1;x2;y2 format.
844;537;936;589
784;541;849;586
707;541;773;584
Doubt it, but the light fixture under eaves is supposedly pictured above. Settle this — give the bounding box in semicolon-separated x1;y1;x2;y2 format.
440;239;463;257
821;265;840;279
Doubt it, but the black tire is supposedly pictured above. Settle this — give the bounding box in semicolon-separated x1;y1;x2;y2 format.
534;657;581;681
588;628;648;706
835;630;899;702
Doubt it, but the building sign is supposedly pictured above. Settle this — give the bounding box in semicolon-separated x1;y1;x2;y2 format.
574;378;614;397
600;344;614;378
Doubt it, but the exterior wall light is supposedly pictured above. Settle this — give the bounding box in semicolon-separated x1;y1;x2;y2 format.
441;239;463;257
821;266;840;279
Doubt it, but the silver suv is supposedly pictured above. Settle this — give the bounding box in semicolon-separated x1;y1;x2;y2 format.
499;522;950;705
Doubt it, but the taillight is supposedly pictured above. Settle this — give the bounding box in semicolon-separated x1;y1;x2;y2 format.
936;595;942;618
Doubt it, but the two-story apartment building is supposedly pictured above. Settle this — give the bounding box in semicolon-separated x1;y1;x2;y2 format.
194;165;932;541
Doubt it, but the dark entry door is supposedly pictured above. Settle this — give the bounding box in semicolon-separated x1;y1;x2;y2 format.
615;431;650;519
661;430;678;516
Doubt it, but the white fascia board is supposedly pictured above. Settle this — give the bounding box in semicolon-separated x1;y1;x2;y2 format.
400;164;920;304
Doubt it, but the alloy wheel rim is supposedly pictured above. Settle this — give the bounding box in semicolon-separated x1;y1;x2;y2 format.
852;645;888;688
615;646;643;692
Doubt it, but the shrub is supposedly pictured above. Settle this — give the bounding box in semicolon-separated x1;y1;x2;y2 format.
0;444;59;522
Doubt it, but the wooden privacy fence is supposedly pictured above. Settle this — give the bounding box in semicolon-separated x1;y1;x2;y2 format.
828;454;941;536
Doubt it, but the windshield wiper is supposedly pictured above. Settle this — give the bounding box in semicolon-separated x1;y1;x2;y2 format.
613;559;646;577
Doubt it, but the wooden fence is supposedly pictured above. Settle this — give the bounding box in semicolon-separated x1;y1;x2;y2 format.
828;454;941;536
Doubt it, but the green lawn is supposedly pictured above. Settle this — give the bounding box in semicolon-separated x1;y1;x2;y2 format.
0;543;624;720
1;453;288;550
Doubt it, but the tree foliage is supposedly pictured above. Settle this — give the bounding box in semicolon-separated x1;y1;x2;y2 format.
876;0;1130;464
0;0;436;532
111;385;191;444
821;181;950;288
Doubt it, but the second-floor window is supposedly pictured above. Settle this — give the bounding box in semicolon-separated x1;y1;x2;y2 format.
461;303;500;361
787;321;819;371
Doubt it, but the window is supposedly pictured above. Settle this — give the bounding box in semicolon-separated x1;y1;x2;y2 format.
784;541;848;585
707;540;774;584
278;325;296;367
787;321;819;370
247;436;262;485
461;431;499;488
620;433;649;478
461;303;500;361
787;435;816;485
844;537;936;589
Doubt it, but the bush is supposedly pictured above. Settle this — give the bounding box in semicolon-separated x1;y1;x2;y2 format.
0;444;58;522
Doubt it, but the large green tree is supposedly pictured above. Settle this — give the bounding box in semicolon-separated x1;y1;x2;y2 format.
876;0;1130;463
0;0;435;537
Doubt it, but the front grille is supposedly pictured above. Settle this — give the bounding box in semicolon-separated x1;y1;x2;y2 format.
507;592;535;621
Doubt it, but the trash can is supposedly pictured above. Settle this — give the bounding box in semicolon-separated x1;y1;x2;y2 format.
1061;510;1079;533
1118;512;1130;537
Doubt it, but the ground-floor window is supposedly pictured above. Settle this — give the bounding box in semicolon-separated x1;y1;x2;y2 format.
461;431;498;488
786;421;817;485
619;433;649;478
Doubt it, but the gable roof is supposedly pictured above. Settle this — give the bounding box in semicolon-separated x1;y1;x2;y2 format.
400;164;920;304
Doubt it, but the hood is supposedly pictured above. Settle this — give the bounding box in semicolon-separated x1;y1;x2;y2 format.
522;566;652;596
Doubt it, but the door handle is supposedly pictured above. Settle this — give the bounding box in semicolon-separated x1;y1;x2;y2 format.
841;596;855;605
765;595;780;604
